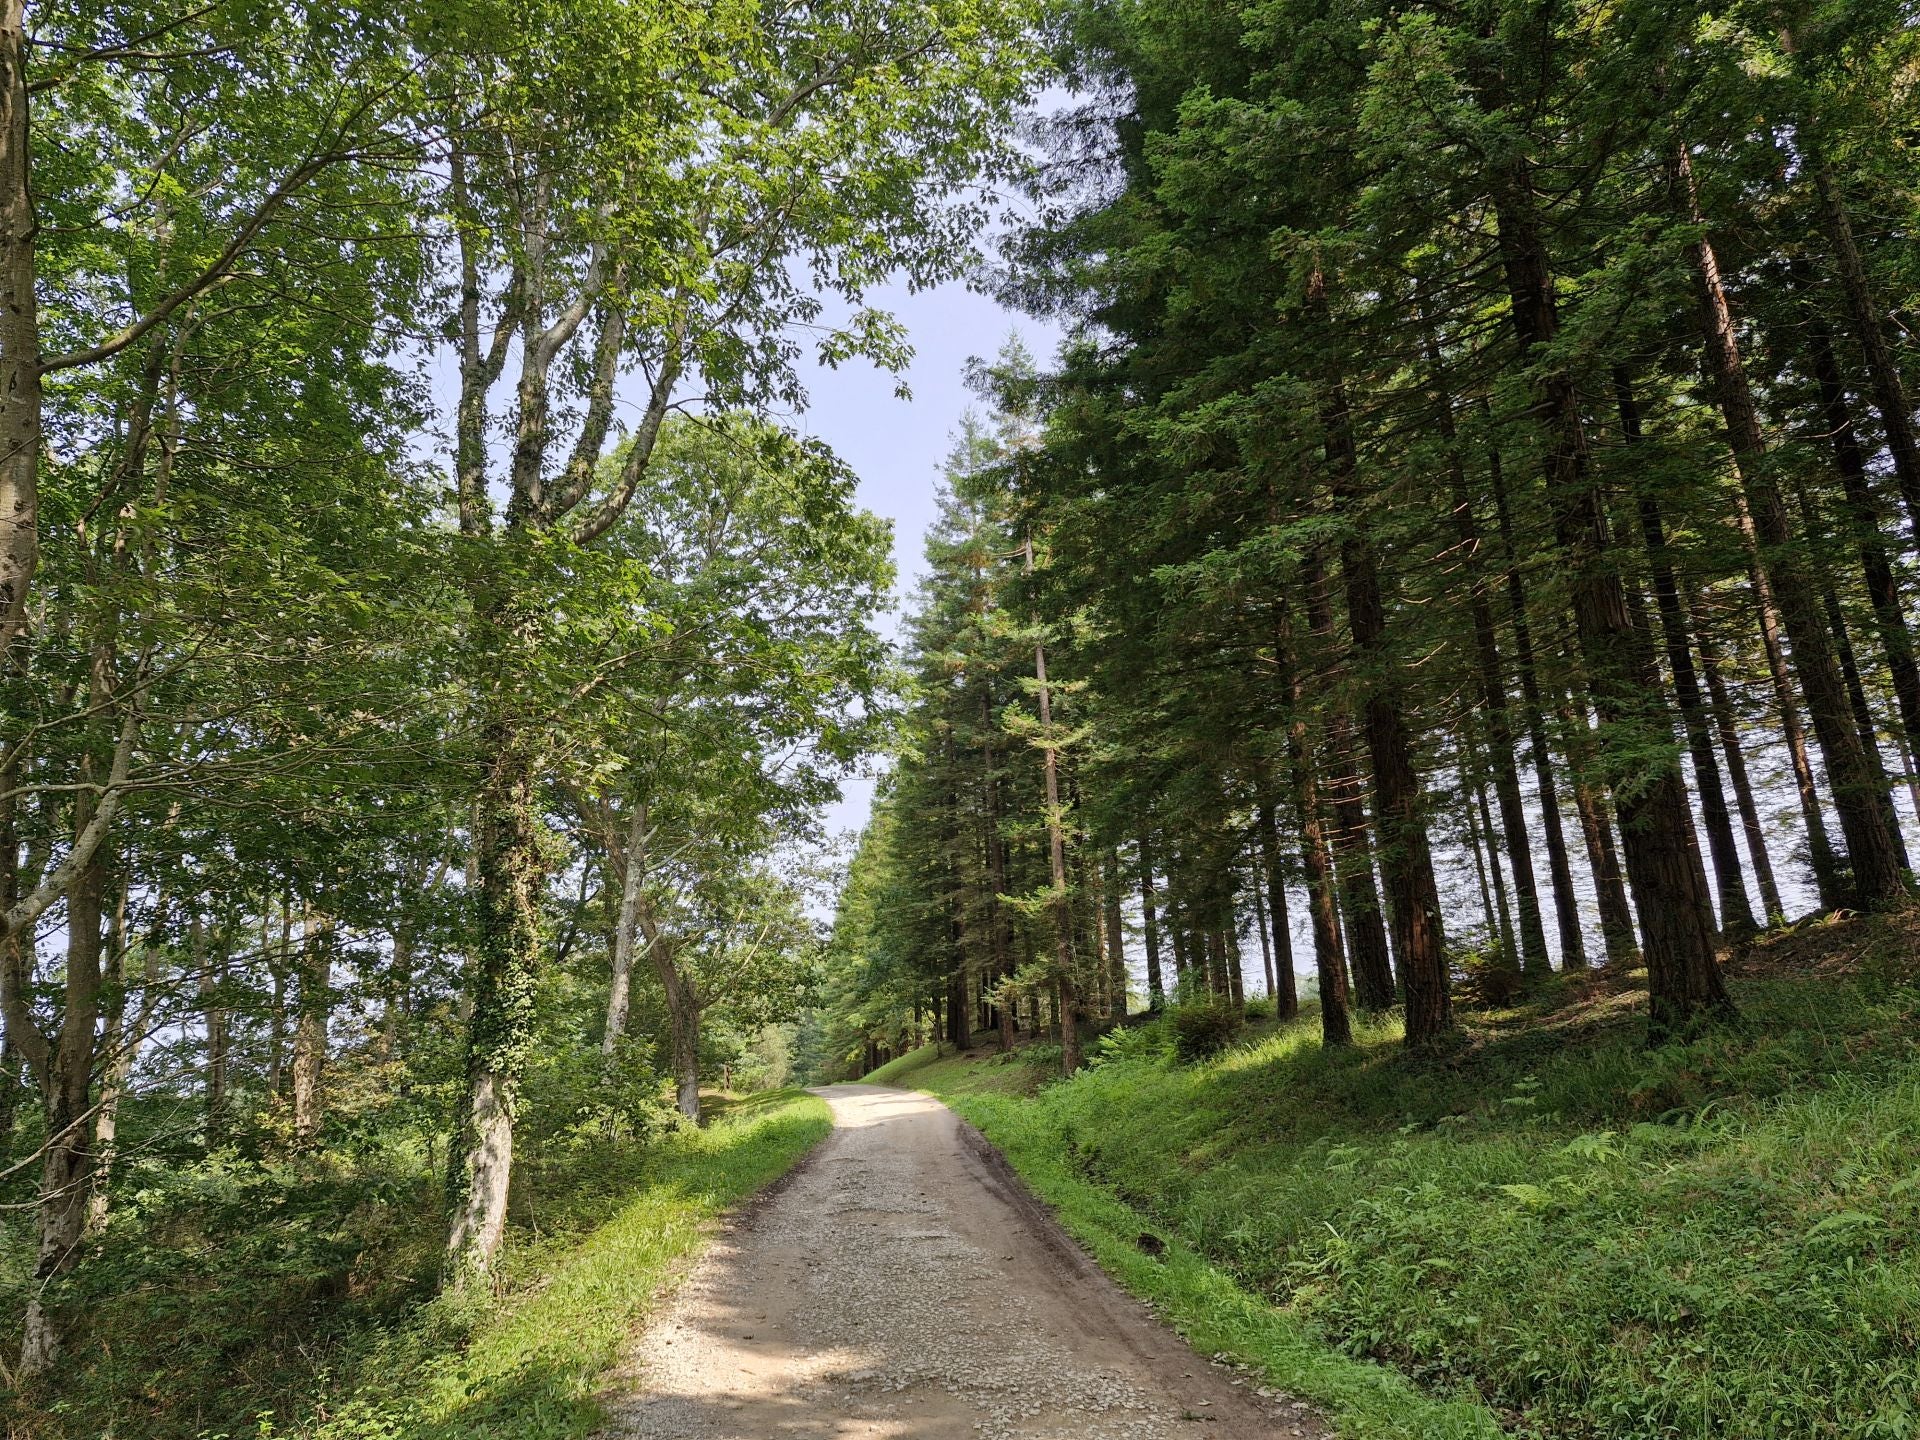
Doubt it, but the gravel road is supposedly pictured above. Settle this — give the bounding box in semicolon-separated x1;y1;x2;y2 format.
600;1082;1329;1440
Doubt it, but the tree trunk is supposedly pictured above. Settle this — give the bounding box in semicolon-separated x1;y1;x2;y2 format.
89;879;151;1235
1137;836;1165;1011
290;909;331;1149
1026;535;1080;1074
1435;343;1550;972
1251;883;1277;1001
445;712;545;1286
651;938;702;1120
1303;550;1396;1011
1256;803;1299;1018
1618;370;1759;935
1808;154;1920;538
1558;691;1641;965
1487;430;1587;968
1462;720;1518;963
603;802;648;1059
20;826;108;1378
1276;596;1351;1046
0;0;42;649
1676;144;1905;906
1690;586;1788;920
267;902;289;1097
196;914;227;1133
1801;296;1920;824
1103;849;1126;1016
1492;162;1728;1036
984;696;1015;1048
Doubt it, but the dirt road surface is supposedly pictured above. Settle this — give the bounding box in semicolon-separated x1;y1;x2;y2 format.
600;1083;1328;1440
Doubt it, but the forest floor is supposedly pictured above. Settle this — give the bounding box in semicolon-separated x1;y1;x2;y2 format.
865;908;1920;1440
600;1083;1324;1439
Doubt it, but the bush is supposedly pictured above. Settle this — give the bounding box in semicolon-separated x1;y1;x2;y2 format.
1168;1000;1242;1062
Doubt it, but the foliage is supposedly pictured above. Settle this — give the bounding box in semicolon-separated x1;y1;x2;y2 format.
0;1090;829;1440
1167;1000;1244;1062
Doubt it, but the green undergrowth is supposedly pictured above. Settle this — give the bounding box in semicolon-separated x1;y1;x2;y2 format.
7;1089;830;1440
872;913;1920;1439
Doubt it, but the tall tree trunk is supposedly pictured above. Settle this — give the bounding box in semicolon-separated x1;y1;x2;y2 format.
1487;432;1587;968
1434;341;1549;972
1801;298;1920;818
1256;803;1299;1018
1463;720;1519;963
1492;162;1728;1036
1103;849;1126;1016
1461;740;1504;947
1303;550;1396;1011
654;940;702;1119
19;823;108;1377
1345;544;1454;1045
1137;836;1166;1012
290;908;331;1149
984;695;1015;1048
0;0;42;649
1558;691;1641;965
1026;535;1080;1074
1277;596;1351;1046
1808;154;1920;537
1690;586;1787;920
445;709;545;1285
1619;370;1759;935
196;914;227;1133
89;878;150;1235
1251;882;1277;1000
602;802;648;1060
1676;144;1905;906
267;901;289;1097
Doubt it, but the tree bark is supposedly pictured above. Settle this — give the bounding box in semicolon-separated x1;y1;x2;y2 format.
1434;342;1549;972
603;802;648;1059
1256;802;1298;1018
1801;297;1920;826
19;820;108;1377
290;909;331;1149
1103;849;1126;1016
1689;586;1787;920
1487;432;1587;968
1276;597;1351;1046
1302;549;1396;1011
1492;162;1728;1036
1618;370;1759;935
0;0;41;649
1557;690;1641;965
1137;836;1165;1011
445;710;545;1285
1676;144;1905;906
1026;535;1080;1074
1808;154;1920;538
1462;720;1519;962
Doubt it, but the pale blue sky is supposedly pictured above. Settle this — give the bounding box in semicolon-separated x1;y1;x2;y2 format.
789;279;1060;840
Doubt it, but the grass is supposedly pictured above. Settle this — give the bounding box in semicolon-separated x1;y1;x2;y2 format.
4;1088;830;1440
870;911;1920;1440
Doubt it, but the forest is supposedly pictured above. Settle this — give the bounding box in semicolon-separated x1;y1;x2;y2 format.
3;0;1919;1434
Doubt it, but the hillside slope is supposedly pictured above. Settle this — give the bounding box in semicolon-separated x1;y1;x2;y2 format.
866;913;1920;1440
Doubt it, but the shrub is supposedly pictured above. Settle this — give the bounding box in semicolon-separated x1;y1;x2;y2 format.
1169;1000;1242;1062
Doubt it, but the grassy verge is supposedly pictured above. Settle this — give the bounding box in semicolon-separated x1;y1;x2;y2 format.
872;913;1920;1440
302;1087;831;1440
4;1088;830;1440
